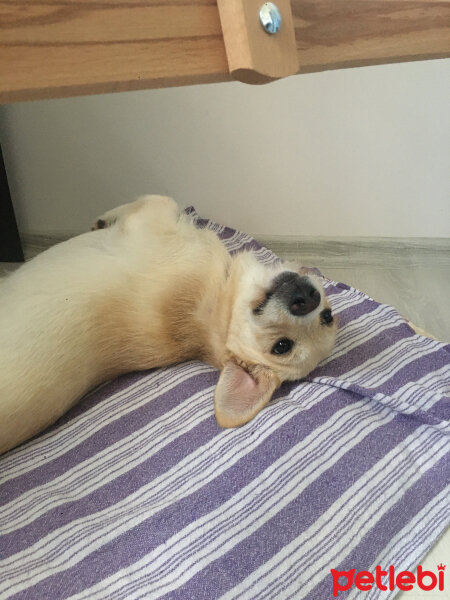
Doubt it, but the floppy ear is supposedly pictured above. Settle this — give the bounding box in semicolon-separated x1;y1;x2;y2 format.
214;361;280;428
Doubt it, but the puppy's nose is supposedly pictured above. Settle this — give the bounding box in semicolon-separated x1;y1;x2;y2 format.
273;272;321;316
289;280;321;316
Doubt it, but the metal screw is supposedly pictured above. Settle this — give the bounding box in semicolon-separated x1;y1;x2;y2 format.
259;2;282;35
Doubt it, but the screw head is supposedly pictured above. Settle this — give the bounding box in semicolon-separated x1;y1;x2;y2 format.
259;2;282;35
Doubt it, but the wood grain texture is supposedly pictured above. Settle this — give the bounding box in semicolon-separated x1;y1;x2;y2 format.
293;0;450;73
217;0;298;84
0;0;231;102
0;0;449;102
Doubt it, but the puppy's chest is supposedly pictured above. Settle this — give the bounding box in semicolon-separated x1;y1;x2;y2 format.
116;276;212;369
158;276;212;359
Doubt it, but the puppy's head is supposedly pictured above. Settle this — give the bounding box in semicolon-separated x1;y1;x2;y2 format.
215;253;337;428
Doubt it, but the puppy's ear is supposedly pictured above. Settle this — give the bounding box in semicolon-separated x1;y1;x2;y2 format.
214;361;280;428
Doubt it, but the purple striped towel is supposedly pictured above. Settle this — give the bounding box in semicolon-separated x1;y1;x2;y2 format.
0;209;449;599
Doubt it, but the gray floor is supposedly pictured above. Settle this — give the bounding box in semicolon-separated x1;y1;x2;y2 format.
257;236;450;343
1;234;449;342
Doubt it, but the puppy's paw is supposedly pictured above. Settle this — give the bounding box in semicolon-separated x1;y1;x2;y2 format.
91;217;112;231
91;208;120;231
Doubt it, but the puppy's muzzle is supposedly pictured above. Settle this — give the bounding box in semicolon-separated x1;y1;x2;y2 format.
272;272;321;317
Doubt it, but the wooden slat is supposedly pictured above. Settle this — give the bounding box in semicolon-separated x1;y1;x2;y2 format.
293;0;450;73
0;0;449;102
0;0;231;102
217;0;298;84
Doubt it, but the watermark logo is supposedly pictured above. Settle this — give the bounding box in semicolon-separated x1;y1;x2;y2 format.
330;564;445;596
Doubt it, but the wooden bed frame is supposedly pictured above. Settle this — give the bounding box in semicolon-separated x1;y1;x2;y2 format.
1;0;449;103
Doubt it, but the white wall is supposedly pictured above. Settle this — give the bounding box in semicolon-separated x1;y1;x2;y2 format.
1;60;449;237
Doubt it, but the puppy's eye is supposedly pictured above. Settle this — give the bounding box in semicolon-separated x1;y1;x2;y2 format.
271;338;294;355
321;308;333;325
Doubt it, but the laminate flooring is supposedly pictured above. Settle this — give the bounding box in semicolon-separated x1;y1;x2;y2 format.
1;234;449;598
2;234;449;343
257;236;450;343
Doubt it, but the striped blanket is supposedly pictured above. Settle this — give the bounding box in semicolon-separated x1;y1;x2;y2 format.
1;210;449;599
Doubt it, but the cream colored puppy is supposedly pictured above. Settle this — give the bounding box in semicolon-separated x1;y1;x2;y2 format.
0;196;337;454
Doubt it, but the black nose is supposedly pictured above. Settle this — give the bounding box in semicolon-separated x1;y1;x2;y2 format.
272;272;321;316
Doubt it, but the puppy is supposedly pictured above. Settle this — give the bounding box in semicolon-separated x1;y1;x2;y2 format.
0;196;337;454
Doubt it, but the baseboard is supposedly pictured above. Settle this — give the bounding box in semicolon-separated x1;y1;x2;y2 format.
21;232;450;268
254;235;450;267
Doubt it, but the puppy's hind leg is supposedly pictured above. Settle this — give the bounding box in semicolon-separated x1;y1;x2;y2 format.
91;200;142;230
91;195;179;232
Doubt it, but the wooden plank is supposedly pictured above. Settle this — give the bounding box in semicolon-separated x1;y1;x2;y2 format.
0;0;449;102
217;0;298;84
0;0;231;102
293;0;450;73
